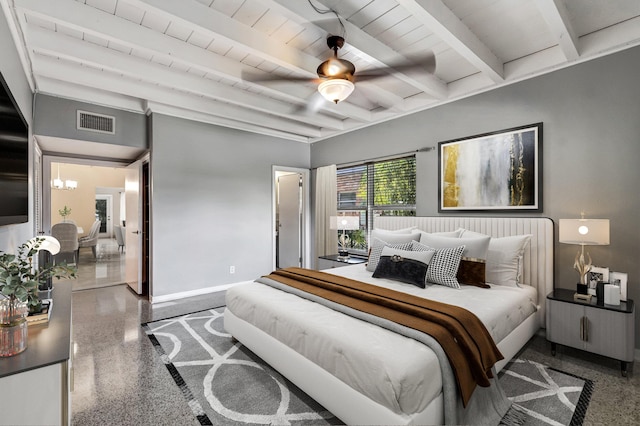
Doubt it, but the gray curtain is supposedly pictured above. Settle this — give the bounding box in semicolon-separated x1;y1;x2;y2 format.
314;165;337;268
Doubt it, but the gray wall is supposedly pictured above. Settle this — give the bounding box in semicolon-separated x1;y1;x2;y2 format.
311;46;640;349
0;6;34;252
150;114;310;299
34;94;147;149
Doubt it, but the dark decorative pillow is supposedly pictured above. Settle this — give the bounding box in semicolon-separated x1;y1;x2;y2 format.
457;259;489;288
366;238;415;272
373;247;435;288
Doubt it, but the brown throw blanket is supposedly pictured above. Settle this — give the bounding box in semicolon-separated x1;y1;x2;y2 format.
265;267;503;406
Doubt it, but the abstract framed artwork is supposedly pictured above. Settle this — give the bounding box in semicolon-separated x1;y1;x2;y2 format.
439;123;542;212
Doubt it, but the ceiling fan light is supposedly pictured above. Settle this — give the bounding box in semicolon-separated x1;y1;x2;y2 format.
318;79;355;104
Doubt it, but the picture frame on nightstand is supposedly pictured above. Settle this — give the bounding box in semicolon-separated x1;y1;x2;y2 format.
609;271;628;301
588;266;609;295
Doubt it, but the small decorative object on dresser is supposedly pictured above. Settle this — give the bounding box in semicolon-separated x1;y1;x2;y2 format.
609;271;628;301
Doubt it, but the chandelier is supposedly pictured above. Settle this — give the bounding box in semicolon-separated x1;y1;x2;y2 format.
51;163;77;190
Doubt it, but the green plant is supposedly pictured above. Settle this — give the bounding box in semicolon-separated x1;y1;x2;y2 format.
0;237;77;313
58;205;72;220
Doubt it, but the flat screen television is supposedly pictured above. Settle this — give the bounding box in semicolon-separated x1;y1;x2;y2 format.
0;72;29;226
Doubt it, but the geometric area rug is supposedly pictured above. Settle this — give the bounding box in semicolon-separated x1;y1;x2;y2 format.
144;307;592;426
499;358;594;426
143;307;342;425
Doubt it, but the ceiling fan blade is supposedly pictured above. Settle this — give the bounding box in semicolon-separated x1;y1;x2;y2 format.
291;91;327;116
241;70;317;84
355;52;436;81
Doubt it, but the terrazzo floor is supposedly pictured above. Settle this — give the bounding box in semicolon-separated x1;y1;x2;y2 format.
69;261;639;425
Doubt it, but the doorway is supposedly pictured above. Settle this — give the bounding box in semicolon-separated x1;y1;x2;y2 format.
95;194;113;237
273;166;310;270
41;154;149;296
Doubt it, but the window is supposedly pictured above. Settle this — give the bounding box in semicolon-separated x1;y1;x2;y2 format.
337;156;416;253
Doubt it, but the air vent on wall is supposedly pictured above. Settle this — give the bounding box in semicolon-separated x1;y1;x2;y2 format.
77;110;115;135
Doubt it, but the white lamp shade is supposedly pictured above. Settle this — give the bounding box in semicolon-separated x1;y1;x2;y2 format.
559;218;609;245
52;178;64;189
318;79;355;104
329;215;360;231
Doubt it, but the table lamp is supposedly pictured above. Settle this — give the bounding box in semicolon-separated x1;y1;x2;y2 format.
329;215;360;258
559;216;609;294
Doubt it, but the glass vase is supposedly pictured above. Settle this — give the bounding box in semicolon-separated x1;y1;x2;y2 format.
0;299;29;357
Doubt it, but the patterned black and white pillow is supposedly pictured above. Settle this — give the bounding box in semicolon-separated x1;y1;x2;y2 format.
373;246;435;288
366;238;414;272
412;240;465;289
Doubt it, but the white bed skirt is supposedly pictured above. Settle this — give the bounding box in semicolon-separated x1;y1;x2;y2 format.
225;307;540;425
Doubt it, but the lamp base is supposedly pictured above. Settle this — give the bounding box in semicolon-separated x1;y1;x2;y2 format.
576;283;588;295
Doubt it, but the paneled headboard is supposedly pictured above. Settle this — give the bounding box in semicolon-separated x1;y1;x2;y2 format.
375;216;554;327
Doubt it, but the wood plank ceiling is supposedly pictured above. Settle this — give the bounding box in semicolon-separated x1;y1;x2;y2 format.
3;0;640;143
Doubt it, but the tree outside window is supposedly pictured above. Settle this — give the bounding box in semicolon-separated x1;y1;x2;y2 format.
337;156;416;254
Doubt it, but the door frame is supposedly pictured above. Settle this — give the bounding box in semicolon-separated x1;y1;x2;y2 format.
272;166;310;270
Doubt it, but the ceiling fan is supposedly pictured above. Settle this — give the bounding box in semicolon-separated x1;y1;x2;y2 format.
242;34;436;109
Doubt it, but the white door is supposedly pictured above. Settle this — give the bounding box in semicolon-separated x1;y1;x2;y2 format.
125;160;143;294
278;173;302;268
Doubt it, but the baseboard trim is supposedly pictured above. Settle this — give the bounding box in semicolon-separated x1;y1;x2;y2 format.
150;281;251;304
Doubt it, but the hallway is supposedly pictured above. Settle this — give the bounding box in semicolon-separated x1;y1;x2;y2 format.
55;238;126;292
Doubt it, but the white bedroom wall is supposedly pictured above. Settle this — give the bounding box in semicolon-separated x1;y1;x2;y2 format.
149;113;310;300
0;6;34;252
310;45;640;350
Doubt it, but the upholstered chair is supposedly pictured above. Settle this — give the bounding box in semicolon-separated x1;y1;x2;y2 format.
114;225;125;253
51;222;79;264
78;219;101;259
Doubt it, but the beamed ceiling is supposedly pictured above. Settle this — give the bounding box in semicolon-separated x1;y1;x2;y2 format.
3;0;640;143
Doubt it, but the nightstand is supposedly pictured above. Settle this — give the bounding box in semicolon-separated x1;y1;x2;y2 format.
546;288;635;376
318;254;367;270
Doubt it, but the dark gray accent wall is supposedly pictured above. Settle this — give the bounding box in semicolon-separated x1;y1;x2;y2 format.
0;6;34;251
311;46;640;349
33;94;147;149
150;114;310;298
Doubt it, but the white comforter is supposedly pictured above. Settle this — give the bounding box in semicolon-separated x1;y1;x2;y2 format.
225;264;537;416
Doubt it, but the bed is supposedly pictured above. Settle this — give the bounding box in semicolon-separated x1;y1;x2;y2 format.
225;217;554;425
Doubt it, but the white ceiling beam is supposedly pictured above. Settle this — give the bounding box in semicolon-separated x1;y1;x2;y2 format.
534;0;580;61
14;0;373;123
128;0;321;77
269;0;447;100
144;101;311;143
27;26;345;131
36;77;146;113
395;0;504;83
0;0;35;91
31;55;323;138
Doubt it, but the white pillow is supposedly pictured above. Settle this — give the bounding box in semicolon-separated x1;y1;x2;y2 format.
373;226;416;234
420;233;490;260
370;230;420;245
412;229;463;241
485;235;532;287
